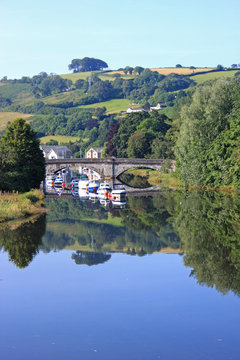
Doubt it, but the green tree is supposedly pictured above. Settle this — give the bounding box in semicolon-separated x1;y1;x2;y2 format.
68;57;108;72
175;79;240;187
134;66;144;75
0;118;45;192
127;131;149;158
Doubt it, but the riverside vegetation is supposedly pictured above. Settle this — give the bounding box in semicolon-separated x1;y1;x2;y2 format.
0;189;45;223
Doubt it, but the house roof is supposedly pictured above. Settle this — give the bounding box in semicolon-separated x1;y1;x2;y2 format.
40;145;72;155
88;147;103;153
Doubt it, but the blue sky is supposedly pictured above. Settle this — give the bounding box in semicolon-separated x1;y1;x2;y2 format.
1;0;239;79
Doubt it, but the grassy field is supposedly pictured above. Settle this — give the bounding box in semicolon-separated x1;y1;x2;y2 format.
42;89;85;104
0;190;46;223
190;70;238;84
0;83;34;103
60;71;117;83
0;112;32;131
78;98;138;113
39;135;80;144
109;67;215;76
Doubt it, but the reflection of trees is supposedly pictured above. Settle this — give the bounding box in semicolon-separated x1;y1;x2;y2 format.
174;191;240;295
0;215;46;268
43;193;180;255
72;251;111;266
118;173;151;188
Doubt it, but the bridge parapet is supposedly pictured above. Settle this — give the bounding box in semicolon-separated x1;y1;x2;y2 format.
45;158;175;179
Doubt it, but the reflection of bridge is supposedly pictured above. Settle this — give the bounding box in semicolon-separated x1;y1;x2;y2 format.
45;158;175;179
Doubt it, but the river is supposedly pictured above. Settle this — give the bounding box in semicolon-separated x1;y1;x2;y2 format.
0;190;240;360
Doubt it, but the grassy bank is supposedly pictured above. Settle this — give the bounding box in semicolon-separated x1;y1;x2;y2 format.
124;168;182;189
0;189;46;223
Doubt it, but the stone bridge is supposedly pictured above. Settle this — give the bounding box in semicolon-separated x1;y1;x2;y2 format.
45;158;175;179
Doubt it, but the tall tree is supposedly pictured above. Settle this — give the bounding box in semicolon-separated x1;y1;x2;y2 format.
0;118;45;192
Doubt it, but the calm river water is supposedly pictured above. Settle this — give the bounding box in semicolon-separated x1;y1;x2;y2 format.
1;190;240;360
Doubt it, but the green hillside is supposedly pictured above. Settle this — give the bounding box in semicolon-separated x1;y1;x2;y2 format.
190;70;238;84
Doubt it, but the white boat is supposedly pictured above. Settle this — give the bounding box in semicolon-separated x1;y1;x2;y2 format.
46;174;55;187
78;174;89;189
88;180;100;194
111;188;127;202
97;182;112;198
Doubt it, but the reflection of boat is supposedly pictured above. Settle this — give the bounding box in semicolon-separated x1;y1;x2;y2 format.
112;201;127;208
71;177;80;188
46;174;55;187
54;175;63;187
71;188;79;197
78;174;89;189
78;189;89;200
88;180;100;194
88;193;98;203
99;199;110;207
54;186;64;195
111;188;127;202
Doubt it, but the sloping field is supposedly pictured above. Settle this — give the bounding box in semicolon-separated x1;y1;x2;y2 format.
77;98;137;114
39;135;80;144
0;83;34;104
0;112;32;131
190;70;238;84
150;67;214;75
60;71;115;83
109;67;214;76
42;89;85;104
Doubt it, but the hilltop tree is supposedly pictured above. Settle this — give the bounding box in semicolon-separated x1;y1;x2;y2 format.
68;57;108;73
134;66;144;75
0;118;45;192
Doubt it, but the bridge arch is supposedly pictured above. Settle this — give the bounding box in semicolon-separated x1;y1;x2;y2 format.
115;165;163;179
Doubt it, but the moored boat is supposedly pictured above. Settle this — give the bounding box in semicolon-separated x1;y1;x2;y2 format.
78;174;89;189
111;188;127;202
97;181;112;198
88;180;100;194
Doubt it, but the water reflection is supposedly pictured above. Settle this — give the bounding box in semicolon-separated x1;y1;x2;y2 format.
0;215;46;268
175;191;240;296
72;251;111;266
1;190;240;295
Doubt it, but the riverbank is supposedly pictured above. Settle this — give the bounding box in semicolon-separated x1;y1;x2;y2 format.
124;168;240;193
0;189;46;223
123;168;182;189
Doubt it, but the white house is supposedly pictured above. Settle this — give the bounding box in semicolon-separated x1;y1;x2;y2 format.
150;103;166;111
126;107;147;114
40;145;73;159
86;147;103;159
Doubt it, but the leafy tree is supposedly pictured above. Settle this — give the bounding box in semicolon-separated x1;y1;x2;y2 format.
127;131;150;158
175;79;240;187
75;79;88;91
216;64;224;71
68;57;108;72
0;118;45;192
176;64;182;68
134;66;144;75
